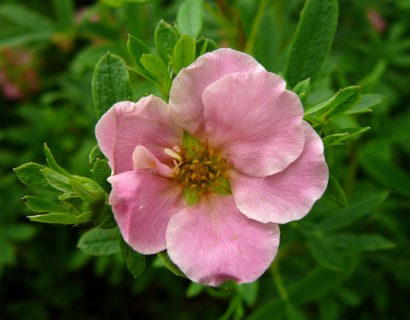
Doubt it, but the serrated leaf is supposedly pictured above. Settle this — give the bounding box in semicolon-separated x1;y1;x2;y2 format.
331;234;395;251
23;195;72;213
92;159;111;192
172;35;196;74
346;94;384;114
154;20;178;64
176;0;203;38
92;53;133;118
318;191;388;232
14;162;54;191
285;0;338;87
304;86;361;117
120;240;146;279
28;212;91;225
157;251;186;278
325;175;347;207
77;228;120;255
183;188;200;206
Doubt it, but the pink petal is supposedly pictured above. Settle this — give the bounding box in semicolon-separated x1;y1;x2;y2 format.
95;95;182;174
169;48;264;138
132;145;174;178
230;122;329;224
166;194;279;286
203;71;305;177
108;170;184;254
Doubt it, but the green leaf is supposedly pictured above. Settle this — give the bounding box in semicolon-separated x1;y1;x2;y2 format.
346;94;384;114
51;0;74;29
183;188;200;206
157;251;186;278
154;20;178;64
41;168;74;193
238;282;259;306
92;53;133;118
28;212;91;225
92;159;111;192
176;0;203;38
0;224;36;241
359;149;410;198
69;177;106;202
89;145;105;166
285;0;338;87
307;236;344;271
0;5;54;30
318;191;389;232
77;228;120;256
44;143;69;176
293;78;311;103
323;127;370;147
331;234;395;251
120;240;146;279
325;175;347;207
172;35;196;74
140;53;171;96
304;86;361;117
196;37;218;56
186;283;204;298
14;162;54;191
127;35;153;80
23;195;71;213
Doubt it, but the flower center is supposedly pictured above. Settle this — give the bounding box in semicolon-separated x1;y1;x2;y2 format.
165;142;230;196
179;143;229;193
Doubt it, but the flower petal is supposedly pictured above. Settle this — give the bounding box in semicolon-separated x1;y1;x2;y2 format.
132;145;174;178
166;194;279;286
109;170;184;254
231;122;329;224
203;71;305;177
95;95;182;174
169;48;264;138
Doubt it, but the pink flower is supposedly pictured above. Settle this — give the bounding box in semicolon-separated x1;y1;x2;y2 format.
96;49;328;286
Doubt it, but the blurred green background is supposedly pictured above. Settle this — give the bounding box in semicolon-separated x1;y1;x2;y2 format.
1;0;409;319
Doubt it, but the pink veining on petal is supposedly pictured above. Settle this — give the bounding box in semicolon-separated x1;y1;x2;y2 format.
169;48;265;138
166;194;280;286
203;71;305;177
230;121;329;224
109;170;184;255
95;95;182;174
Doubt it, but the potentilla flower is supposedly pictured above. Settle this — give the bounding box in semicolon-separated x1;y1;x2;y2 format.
96;48;329;286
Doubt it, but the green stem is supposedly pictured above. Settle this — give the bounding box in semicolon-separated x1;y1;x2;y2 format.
271;262;290;303
245;0;270;54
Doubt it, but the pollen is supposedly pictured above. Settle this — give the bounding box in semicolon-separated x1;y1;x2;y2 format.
168;142;229;194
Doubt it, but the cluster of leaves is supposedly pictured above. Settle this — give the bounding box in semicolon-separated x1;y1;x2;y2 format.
1;0;409;319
